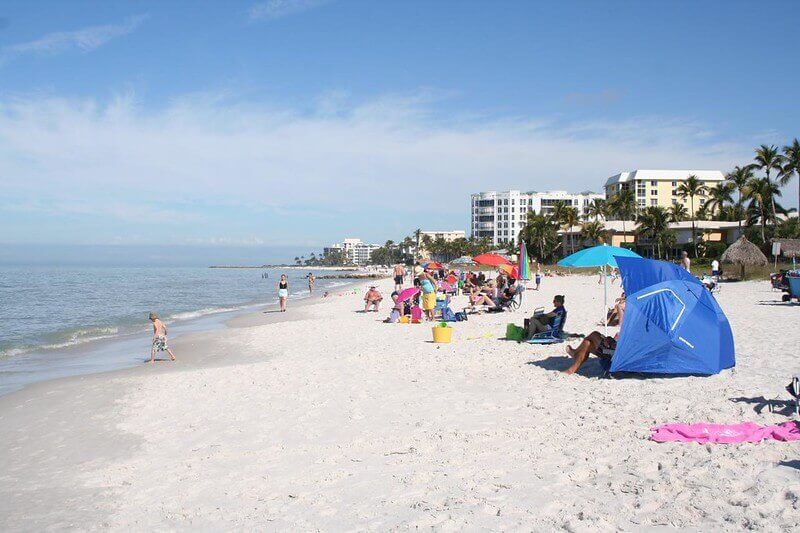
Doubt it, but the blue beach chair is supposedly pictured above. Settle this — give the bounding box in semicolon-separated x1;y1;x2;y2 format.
527;310;567;344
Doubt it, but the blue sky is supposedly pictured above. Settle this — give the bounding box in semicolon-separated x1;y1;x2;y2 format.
1;0;798;253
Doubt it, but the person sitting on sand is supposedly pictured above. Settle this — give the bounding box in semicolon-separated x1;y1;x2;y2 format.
526;295;566;337
149;312;176;364
562;331;618;375
364;286;383;312
606;292;626;327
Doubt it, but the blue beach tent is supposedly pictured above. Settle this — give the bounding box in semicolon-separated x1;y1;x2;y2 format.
611;257;735;375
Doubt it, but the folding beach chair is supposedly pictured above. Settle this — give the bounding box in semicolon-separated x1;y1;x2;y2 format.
527;310;567;344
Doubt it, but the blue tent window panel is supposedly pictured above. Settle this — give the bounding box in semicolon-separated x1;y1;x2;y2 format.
635;288;687;334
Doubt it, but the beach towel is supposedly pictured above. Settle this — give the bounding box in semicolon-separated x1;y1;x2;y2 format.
650;421;800;444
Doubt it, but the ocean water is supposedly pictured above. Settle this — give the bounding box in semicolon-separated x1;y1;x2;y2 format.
0;266;354;394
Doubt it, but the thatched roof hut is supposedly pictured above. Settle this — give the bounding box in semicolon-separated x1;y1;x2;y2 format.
773;238;800;258
721;235;768;279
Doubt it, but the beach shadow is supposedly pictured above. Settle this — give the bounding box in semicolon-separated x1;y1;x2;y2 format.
779;460;800;471
756;301;793;306
730;396;796;415
143;358;176;363
526;356;605;377
262;310;283;314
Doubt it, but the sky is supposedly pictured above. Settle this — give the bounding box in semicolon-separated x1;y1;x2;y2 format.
1;0;798;258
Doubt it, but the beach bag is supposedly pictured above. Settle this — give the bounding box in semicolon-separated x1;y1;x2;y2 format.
454;311;468;322
506;323;526;341
410;306;423;322
441;307;457;322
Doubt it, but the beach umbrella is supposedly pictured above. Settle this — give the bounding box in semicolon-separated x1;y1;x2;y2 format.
439;281;453;292
518;241;531;280
612;256;734;375
451;256;475;265
557;244;642;335
473;253;513;267
423;261;444;270
721;235;768;280
498;263;520;279
396;287;420;303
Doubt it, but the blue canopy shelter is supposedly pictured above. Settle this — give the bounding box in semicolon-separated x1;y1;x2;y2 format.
611;256;735;375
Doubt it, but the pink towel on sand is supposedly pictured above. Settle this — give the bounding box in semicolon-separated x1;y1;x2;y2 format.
651;421;800;444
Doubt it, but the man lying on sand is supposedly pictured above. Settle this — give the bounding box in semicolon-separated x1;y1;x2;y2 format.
562;332;617;374
149;312;176;364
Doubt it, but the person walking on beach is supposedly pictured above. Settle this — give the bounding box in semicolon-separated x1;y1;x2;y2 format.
393;263;405;291
307;272;315;294
149;312;176;364
681;250;691;273
277;274;289;312
534;262;542;290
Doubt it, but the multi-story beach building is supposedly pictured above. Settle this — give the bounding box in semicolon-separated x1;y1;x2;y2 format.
470;190;603;245
604;170;725;214
419;230;466;242
323;238;380;266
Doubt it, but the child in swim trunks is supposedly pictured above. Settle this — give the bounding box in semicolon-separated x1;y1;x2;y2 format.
149;312;177;364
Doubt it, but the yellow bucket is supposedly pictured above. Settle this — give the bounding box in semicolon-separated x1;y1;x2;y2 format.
432;325;452;343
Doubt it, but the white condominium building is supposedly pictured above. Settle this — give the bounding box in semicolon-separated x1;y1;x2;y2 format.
470;190;603;245
419;230;466;242
323;238;380;266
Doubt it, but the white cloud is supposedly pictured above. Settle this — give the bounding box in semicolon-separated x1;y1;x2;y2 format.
0;15;148;64
249;0;330;21
0;90;773;243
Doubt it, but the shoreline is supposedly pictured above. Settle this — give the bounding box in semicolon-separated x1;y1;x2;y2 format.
0;277;364;398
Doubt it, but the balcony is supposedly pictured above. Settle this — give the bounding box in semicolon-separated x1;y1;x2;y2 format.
473;207;494;215
476;222;495;230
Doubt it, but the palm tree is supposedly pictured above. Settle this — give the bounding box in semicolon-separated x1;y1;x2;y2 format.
549;201;568;225
413;229;422;260
676;175;706;258
580;220;606;246
743;177;772;243
753;144;785;227
520;211;560;262
585;199;606;222
705;182;734;220
781;138;800;214
637;206;670;258
725;165;755;232
608;189;636;245
668;202;688;223
560;206;581;254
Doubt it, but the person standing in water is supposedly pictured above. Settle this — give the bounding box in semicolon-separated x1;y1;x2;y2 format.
149;312;176;364
307;272;315;294
277;274;289;312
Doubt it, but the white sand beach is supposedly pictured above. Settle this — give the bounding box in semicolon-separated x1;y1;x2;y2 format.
1;275;799;531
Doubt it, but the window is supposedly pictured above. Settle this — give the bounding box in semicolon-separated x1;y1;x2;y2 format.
637;199;646;208
650;180;657;186
651;189;658;196
672;181;677;187
637;181;646;197
651;199;658;206
700;199;706;206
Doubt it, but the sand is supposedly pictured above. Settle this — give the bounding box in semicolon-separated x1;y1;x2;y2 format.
1;276;799;531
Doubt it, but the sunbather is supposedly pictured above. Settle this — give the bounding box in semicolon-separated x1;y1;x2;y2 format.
364;286;383;312
562;331;618;375
606;292;626;326
526;295;565;336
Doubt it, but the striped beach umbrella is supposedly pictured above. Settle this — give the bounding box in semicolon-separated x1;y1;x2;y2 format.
518;241;531;280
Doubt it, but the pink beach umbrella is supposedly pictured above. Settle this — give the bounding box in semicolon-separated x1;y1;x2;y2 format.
396;287;421;303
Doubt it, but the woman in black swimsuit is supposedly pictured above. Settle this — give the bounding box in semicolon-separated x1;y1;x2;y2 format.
277;274;289;312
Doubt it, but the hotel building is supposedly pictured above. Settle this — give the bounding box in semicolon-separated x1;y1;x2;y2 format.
323;238;381;266
604;169;725;214
470;190;603;245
